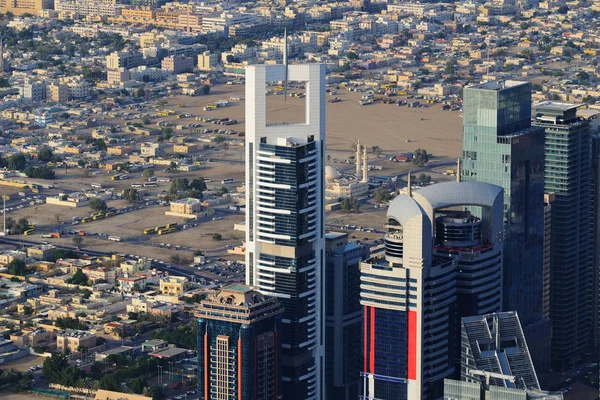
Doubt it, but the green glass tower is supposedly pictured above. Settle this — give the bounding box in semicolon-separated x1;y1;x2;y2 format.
461;80;549;379
532;102;593;372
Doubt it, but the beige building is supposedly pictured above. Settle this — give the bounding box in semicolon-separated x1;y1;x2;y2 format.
27;244;56;261
161;55;194;74
140;142;163;157
95;389;151;400
56;330;96;352
197;51;217;71
48;83;69;103
169;197;201;215
0;0;52;15
10;328;55;347
159;276;189;296
106;68;129;86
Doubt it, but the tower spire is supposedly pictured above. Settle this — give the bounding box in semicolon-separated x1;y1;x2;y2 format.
283;28;288;102
362;145;368;183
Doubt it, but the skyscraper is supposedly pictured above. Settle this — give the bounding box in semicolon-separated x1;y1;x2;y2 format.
245;63;326;400
360;180;503;400
197;285;283;400
325;232;369;400
461;80;549;376
532;102;594;371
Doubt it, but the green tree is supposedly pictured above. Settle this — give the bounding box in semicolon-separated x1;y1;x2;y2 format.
339;197;360;213
89;198;108;212
346;51;358;60
143;169;154;177
7;259;27;276
214;135;226;144
129;377;147;394
66;269;89;285
201;85;211;95
72;235;84;247
0;77;10;88
212;233;222;241
170;178;189;193
37;147;54;162
7;153;26;171
190;178;207;192
371;145;382;158
418;173;431;184
412;148;429;167
122;188;140;203
374;188;392;203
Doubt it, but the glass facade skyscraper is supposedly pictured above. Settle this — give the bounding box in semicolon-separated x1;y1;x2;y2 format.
325;232;369;400
532;102;594;371
461;81;549;377
245;64;326;400
197;285;282;400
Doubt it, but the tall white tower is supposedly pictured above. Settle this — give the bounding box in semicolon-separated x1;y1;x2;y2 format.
245;63;326;400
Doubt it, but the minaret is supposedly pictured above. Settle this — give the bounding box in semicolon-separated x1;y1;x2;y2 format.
355;140;361;176
362;145;368;183
457;157;461;183
407;171;412;197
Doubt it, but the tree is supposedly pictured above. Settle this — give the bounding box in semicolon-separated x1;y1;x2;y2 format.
346;51;358;60
24;166;55;179
66;268;88;285
7;259;27;276
129;377;147;394
7;153;26;171
123;188;140;203
143;169;154;177
201;85;211;95
374;188;392;203
170;178;189;193
190;178;207;192
226;54;236;63
412;148;429;167
89;198;107;212
37;147;54;162
339;197;360;213
418;173;431;184
72;235;84;247
212;233;222;241
371;145;382;158
22;305;33;316
0;77;9;88
557;5;569;14
444;59;456;75
214;135;226;144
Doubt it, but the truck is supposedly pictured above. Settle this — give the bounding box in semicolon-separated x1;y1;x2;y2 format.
51;231;62;238
359;99;373;106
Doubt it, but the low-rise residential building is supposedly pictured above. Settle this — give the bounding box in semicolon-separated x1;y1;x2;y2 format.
159;276;189;296
117;275;147;292
10;328;55;348
169;197;201;215
56;330;96;352
161;55;194;74
27;244;56;261
140;142;163;157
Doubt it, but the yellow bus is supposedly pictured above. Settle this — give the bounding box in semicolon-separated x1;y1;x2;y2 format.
93;214;105;220
81;217;93;223
24;228;35;236
166;223;178;229
155;225;167;231
143;228;156;235
105;211;115;217
158;227;176;235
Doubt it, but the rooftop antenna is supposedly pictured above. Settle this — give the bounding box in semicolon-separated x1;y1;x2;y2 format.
283;28;288;102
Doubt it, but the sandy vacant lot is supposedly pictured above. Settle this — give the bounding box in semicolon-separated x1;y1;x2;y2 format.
157;84;463;162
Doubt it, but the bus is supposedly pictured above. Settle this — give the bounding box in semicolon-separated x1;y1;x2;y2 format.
23;228;36;236
166;223;178;229
131;183;143;188
91;183;103;189
221;179;233;184
105;211;115;217
108;236;122;242
155;225;167;231
143;228;157;235
81;217;93;223
158;227;176;235
111;174;123;181
143;182;158;188
93;213;105;220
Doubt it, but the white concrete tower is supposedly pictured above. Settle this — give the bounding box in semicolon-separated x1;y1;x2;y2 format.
362;145;368;183
245;63;326;400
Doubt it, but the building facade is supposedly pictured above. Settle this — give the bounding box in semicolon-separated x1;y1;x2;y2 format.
245;64;326;400
197;285;282;400
360;181;503;400
325;232;369;400
461;80;549;376
532;102;594;372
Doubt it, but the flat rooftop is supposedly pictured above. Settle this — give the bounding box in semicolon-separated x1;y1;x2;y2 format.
469;80;528;91
534;101;580;112
223;284;252;293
